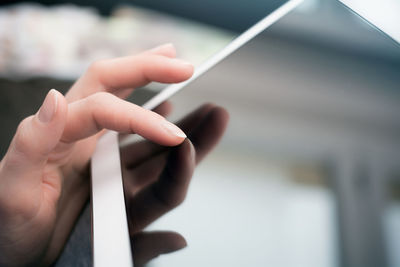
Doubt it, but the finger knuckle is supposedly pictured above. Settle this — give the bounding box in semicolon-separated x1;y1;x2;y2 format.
85;92;116;131
84;92;113;115
88;60;107;76
87;91;113;104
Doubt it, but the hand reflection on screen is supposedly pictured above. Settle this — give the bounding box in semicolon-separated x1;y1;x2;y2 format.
120;103;229;266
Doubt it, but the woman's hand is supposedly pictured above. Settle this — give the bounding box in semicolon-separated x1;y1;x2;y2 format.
0;44;195;266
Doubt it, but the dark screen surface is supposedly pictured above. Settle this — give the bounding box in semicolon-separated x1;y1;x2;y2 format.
124;0;291;32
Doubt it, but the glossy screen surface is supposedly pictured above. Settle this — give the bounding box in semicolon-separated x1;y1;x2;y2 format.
124;1;400;267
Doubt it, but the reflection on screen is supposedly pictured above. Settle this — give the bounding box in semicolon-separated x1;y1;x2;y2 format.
129;1;400;267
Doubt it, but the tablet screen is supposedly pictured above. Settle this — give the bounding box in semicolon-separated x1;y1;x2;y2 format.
125;1;400;267
91;1;302;266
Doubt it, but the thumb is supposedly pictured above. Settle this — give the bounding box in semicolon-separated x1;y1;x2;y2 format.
1;89;67;185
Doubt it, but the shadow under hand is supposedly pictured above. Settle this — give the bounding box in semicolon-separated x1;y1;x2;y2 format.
132;231;187;267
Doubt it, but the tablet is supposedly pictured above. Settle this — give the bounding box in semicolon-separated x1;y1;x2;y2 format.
90;1;303;266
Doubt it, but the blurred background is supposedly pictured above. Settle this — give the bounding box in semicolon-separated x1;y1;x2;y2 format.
0;1;399;267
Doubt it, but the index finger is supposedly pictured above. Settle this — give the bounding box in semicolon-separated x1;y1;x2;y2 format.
120;104;229;167
62;92;186;146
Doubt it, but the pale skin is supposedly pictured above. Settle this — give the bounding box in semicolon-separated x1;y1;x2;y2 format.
0;44;229;266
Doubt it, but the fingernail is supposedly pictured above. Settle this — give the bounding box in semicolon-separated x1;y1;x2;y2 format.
38;89;58;123
151;43;175;52
162;120;187;138
171;58;194;69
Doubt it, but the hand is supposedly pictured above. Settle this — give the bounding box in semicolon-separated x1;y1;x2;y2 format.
0;44;195;266
120;103;229;266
